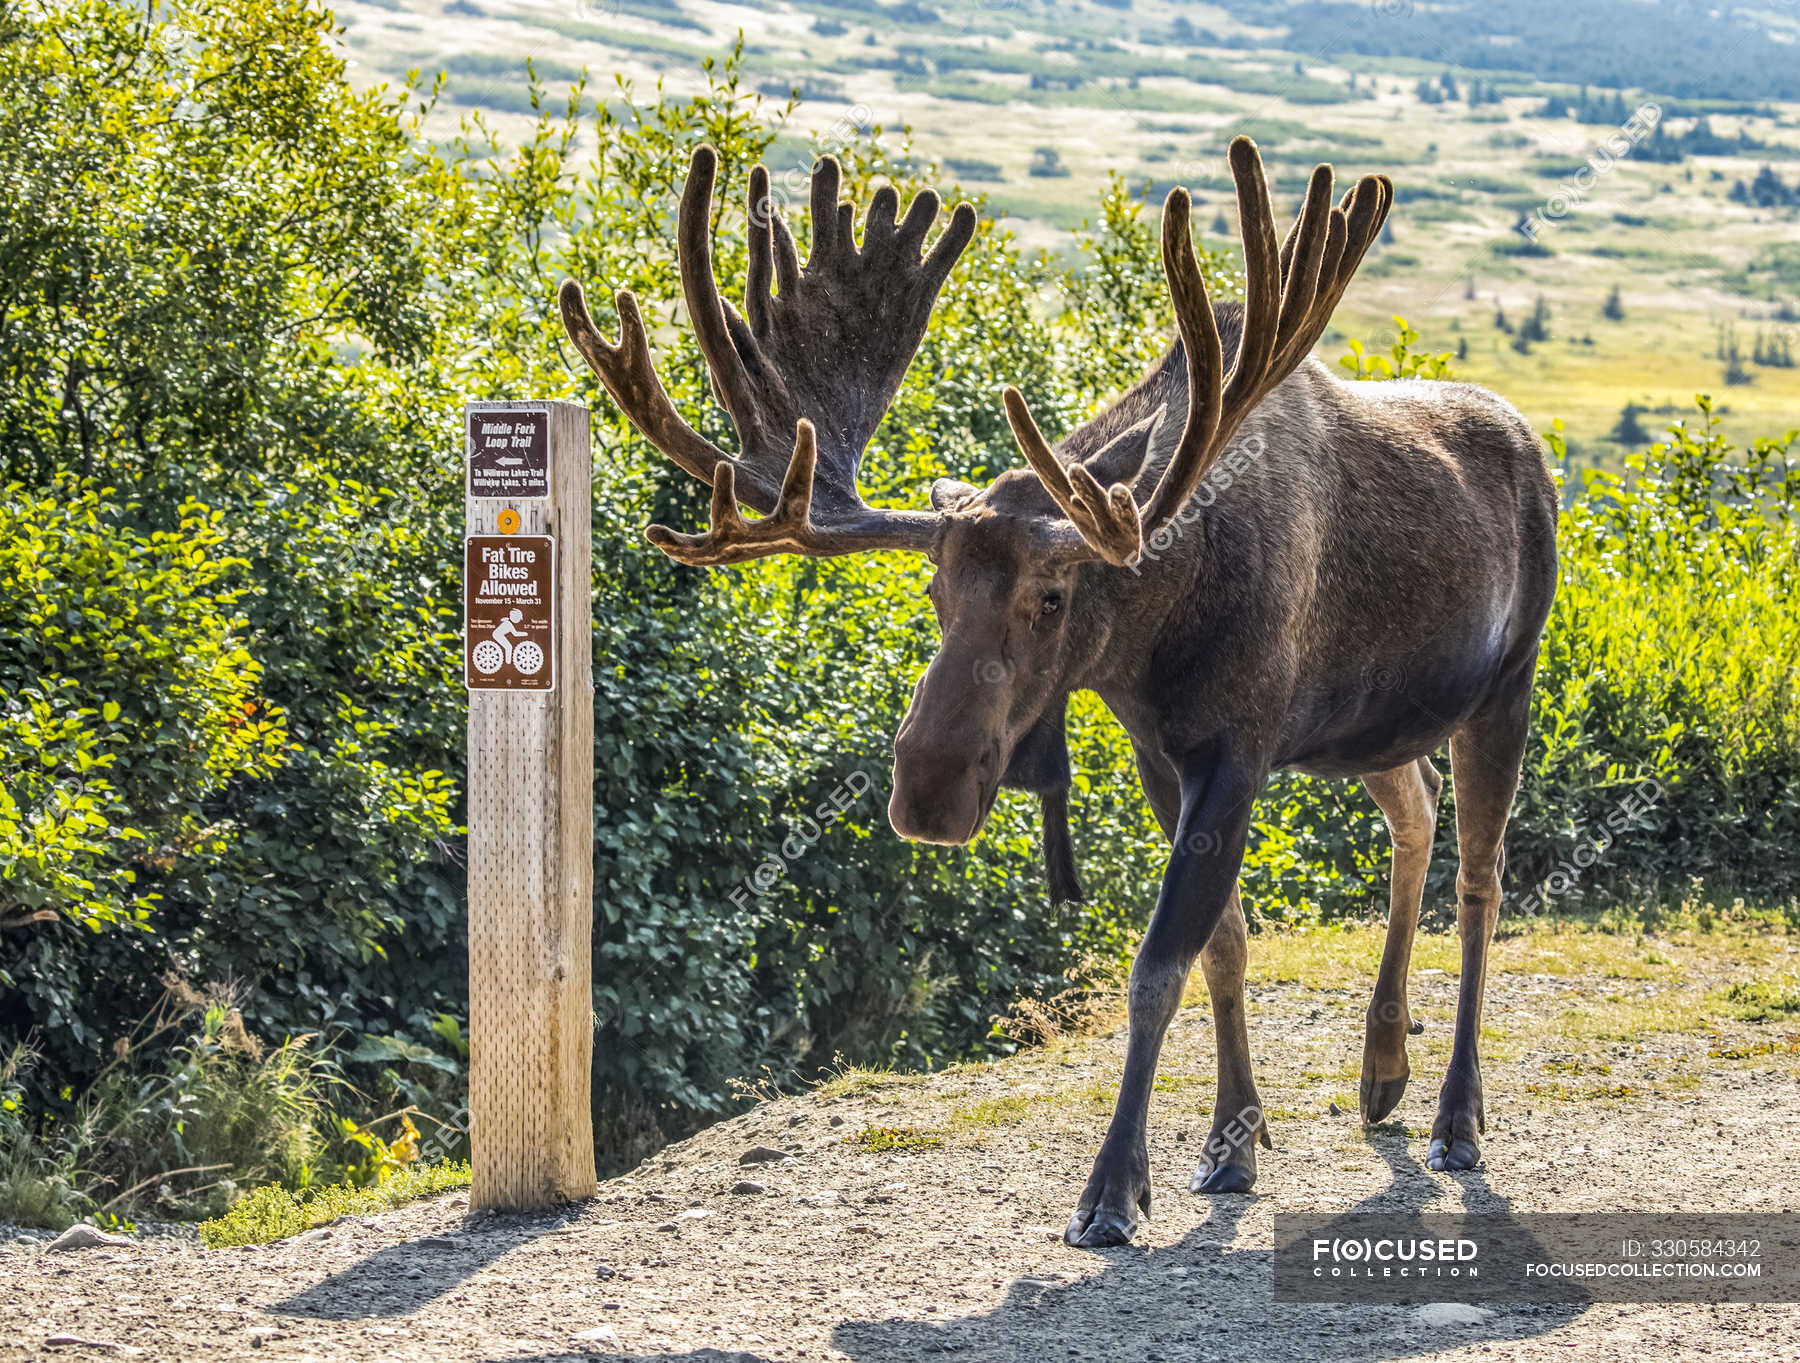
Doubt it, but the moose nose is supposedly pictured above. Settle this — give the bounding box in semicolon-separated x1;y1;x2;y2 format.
888;736;994;846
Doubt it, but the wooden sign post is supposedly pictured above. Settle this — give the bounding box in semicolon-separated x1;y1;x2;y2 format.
463;400;597;1210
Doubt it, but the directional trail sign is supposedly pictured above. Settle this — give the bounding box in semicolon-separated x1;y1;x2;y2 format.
466;406;551;499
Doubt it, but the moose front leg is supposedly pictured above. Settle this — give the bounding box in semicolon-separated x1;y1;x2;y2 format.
1065;751;1255;1248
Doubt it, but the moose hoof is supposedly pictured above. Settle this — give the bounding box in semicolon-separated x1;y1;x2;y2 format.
1425;1136;1482;1171
1360;1072;1409;1125
1064;1204;1138;1247
1408;1017;1425;1035
1065;1149;1149;1248
1190;1160;1255;1195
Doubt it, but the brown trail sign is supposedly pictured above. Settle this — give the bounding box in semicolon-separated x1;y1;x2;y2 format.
465;536;555;692
463;400;596;1210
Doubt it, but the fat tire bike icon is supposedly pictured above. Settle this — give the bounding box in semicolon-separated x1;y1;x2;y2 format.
471;608;544;677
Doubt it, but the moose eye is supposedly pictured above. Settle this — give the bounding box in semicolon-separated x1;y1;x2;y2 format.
1040;592;1062;617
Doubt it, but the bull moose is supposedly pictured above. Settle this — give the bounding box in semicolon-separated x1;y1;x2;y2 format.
560;139;1557;1247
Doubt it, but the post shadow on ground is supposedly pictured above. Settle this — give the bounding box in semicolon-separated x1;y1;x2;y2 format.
272;1210;563;1321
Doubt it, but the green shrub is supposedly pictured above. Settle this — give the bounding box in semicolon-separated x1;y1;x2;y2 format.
198;1160;471;1248
0;485;284;938
0;0;462;1112
1518;399;1800;905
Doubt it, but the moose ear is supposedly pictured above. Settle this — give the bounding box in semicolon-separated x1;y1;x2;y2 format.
930;477;981;510
1077;408;1164;492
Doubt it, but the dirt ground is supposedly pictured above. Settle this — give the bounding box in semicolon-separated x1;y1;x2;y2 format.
6;925;1800;1363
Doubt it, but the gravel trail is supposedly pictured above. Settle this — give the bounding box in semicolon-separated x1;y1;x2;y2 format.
6;960;1798;1362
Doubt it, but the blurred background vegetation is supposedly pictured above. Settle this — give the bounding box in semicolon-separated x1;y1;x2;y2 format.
0;0;1795;1231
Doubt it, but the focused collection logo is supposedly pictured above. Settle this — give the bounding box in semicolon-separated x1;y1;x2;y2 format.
1310;1235;1481;1281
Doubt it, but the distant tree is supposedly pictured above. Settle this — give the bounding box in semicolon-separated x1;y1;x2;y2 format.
1464;273;1477;300
1719;323;1754;384
1640;122;1683;163
1519;295;1552;343
1753;330;1796;368
1029;146;1070;178
1730;179;1749;204
1609;403;1650;445
1495;303;1512;333
1457;336;1469;360
1210;209;1229;235
1750;165;1795;208
1379;219;1395;245
1602;285;1624;321
1441;70;1460;101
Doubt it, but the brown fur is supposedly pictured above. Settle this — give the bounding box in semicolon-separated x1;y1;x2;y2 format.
565;143;1558;1251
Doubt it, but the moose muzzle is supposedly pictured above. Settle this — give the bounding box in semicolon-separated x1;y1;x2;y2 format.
888;660;1005;845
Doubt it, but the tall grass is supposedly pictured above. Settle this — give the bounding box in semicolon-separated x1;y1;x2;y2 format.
0;1041;87;1230
0;980;355;1227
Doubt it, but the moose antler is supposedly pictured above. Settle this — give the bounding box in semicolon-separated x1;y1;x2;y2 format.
1004;137;1393;566
560;146;976;566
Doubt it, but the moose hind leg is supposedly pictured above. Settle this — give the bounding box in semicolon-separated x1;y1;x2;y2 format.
1191;885;1269;1193
1359;756;1441;1124
1431;675;1533;1171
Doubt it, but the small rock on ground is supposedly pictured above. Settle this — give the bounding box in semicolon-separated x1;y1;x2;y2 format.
1415;1303;1495;1328
47;1226;133;1252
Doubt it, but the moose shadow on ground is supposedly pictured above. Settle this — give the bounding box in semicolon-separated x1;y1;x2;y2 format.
470;1131;1585;1363
273;1212;561;1321
825;1135;1584;1363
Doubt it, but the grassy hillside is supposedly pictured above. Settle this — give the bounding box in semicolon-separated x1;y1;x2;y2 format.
338;0;1800;458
